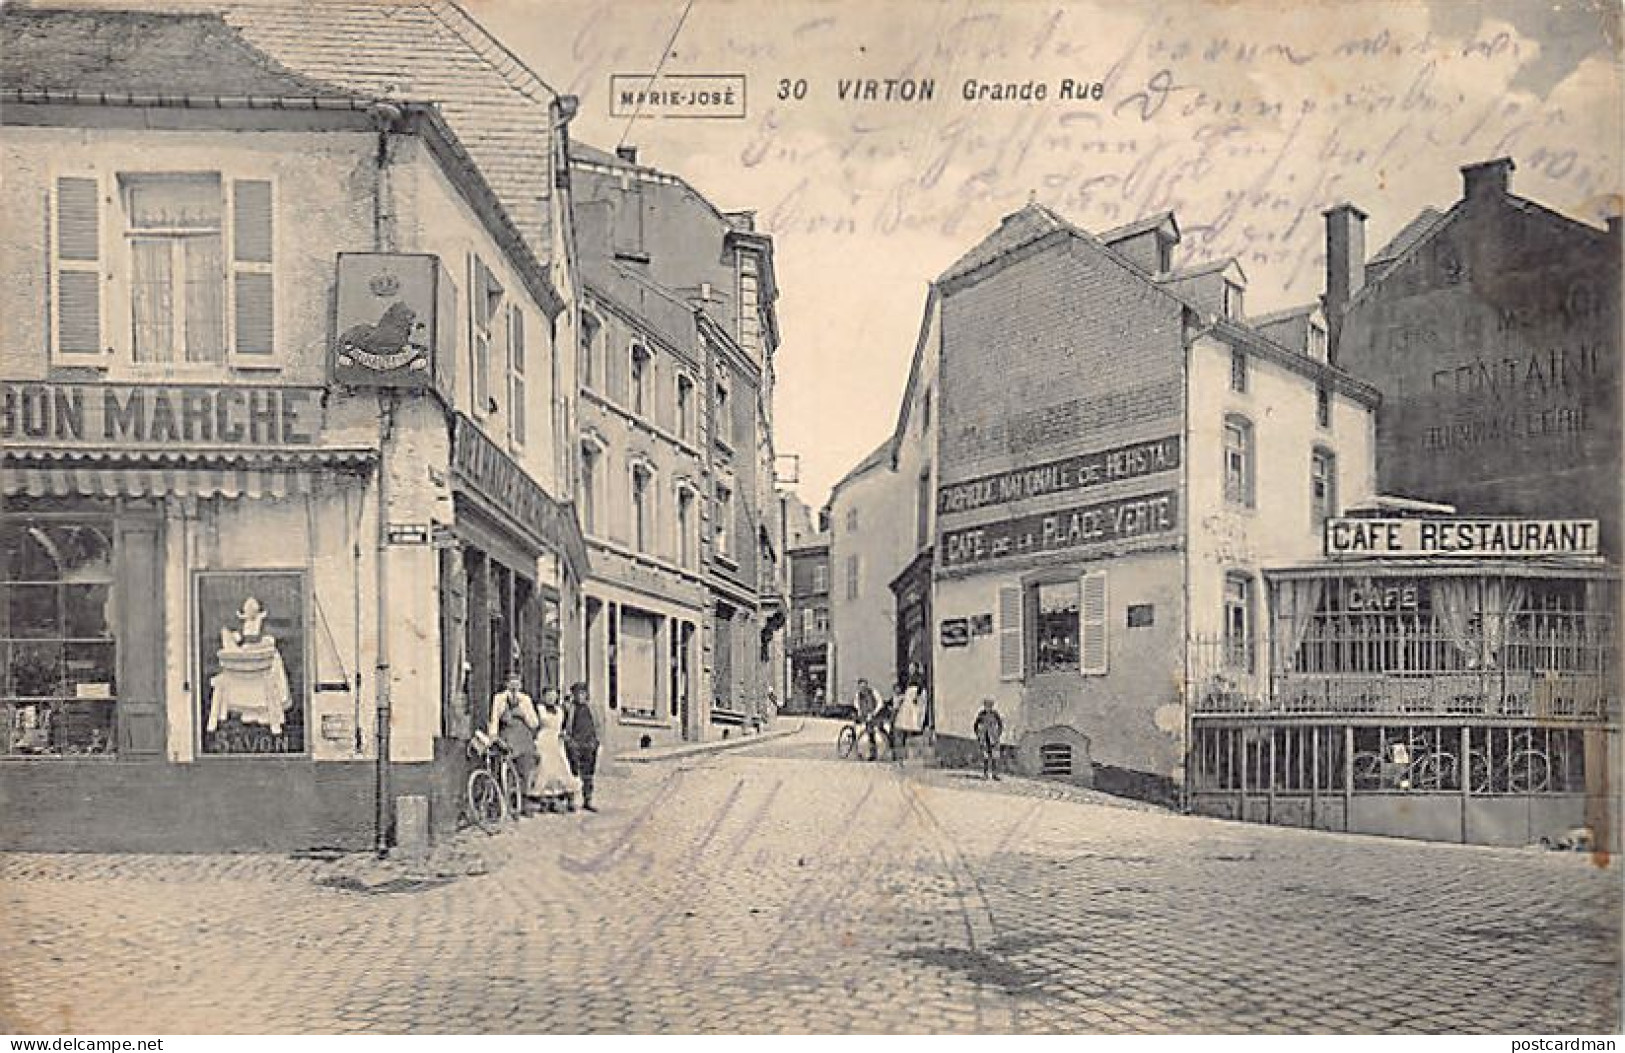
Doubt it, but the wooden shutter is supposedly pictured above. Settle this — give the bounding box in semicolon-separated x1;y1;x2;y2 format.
1080;570;1108;675
997;585;1024;682
53;175;103;360
230;179;275;359
509;306;526;445
116;519;166;757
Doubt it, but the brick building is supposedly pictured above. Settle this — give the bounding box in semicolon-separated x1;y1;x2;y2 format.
0;5;586;850
1331;158;1622;555
569;144;784;746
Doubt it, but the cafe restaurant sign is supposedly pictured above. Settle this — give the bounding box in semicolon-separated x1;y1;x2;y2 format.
1324;517;1600;559
1;381;320;447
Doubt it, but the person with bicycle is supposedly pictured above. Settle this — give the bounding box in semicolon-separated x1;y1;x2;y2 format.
487;670;540;815
854;678;885;761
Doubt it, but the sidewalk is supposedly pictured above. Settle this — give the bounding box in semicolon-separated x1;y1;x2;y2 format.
617;719;804;763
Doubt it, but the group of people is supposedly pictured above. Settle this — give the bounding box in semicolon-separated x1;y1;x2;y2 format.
485;674;600;814
851;663;930;760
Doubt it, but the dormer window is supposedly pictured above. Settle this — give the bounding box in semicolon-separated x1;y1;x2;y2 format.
1157;238;1173;273
1308;323;1328;361
1222;280;1244;319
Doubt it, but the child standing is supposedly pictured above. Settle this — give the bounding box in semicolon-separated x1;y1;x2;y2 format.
972;697;1004;780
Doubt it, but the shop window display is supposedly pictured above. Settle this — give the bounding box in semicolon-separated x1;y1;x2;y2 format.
2;517;117;756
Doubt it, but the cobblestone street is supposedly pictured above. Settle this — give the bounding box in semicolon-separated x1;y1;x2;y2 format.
2;719;1619;1034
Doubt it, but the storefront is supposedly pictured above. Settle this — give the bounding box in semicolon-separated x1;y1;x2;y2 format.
1;381;384;850
890;549;933;725
1189;516;1621;848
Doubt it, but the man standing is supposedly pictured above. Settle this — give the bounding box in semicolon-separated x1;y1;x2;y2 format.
564;681;600;812
972;697;1004;780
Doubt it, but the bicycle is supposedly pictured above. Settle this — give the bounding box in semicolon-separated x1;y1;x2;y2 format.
1467;730;1552;794
836;717;887;761
464;734;523;834
1352;735;1458;791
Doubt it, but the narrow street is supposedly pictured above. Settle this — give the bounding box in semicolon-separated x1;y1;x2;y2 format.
2;719;1618;1035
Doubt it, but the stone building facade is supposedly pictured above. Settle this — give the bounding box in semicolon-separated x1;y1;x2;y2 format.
0;5;585;851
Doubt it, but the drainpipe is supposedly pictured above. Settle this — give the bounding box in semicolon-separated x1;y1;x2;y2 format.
369;100;403;856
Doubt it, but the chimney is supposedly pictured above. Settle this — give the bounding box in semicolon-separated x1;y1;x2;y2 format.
615;145;639;165
1461;157;1514;201
1322;202;1367;360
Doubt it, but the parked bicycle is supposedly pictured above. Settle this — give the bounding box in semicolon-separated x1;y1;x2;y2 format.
1352;734;1458;791
1468;730;1552;794
464;733;523;834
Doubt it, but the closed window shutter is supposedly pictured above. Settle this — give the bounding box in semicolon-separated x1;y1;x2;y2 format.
509;306;526;445
1080;570;1108;675
231;179;275;357
53;176;103;358
998;585;1024;682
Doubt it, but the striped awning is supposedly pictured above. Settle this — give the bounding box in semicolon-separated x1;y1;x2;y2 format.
2;447;377;499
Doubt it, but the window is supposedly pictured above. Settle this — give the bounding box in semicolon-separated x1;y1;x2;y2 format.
1223;280;1244;319
675;487;695;569
738;253;761;354
1229;346;1248;393
1316;383;1332;429
714;381;731;449
921;388;932;431
814;608;829;634
508;306;526;446
631;464;653;553
676;374;695;444
812;564;829;594
579;312;600;390
1308;323;1328;361
1311;448;1338;529
714;483;734;560
845;556;860;600
916;470;932;549
617;609;659;719
1223;415;1254;507
631;344;650;417
124;174;224;364
1034;580;1080;674
3;518;117;756
579;442;600;536
470;256;503;414
1224;573;1253;671
845;507;858;533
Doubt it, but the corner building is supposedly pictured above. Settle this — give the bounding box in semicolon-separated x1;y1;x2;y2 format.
929;205;1378;801
0;6;585;851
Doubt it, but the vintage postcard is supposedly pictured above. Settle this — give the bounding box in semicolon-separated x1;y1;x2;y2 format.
1;0;1620;1038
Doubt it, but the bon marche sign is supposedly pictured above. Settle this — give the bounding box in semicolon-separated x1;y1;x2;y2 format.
939;435;1181;515
1;382;319;446
1325;517;1600;558
942;490;1179;569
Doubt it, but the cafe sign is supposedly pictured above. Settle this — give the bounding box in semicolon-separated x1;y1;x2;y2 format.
1325;517;1600;559
941;490;1179;569
1;381;320;447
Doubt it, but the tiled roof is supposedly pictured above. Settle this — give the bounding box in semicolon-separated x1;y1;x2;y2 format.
0;8;360;98
1098;210;1177;244
1370;207;1446;263
580;257;697;357
939;202;1071;283
206;0;559;258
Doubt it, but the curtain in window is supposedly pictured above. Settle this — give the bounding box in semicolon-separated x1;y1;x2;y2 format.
1480;577;1527;670
1277;577;1324;673
1434;578;1478;669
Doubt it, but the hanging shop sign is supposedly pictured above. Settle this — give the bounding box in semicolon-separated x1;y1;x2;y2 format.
195;570;308;756
941;490;1179;569
1;382;321;447
1324;517;1600;559
331;253;456;393
938;435;1181;515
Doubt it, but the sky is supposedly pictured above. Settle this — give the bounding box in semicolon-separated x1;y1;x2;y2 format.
475;0;1623;509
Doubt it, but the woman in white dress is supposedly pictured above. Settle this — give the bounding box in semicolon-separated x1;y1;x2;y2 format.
531;687;581;808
